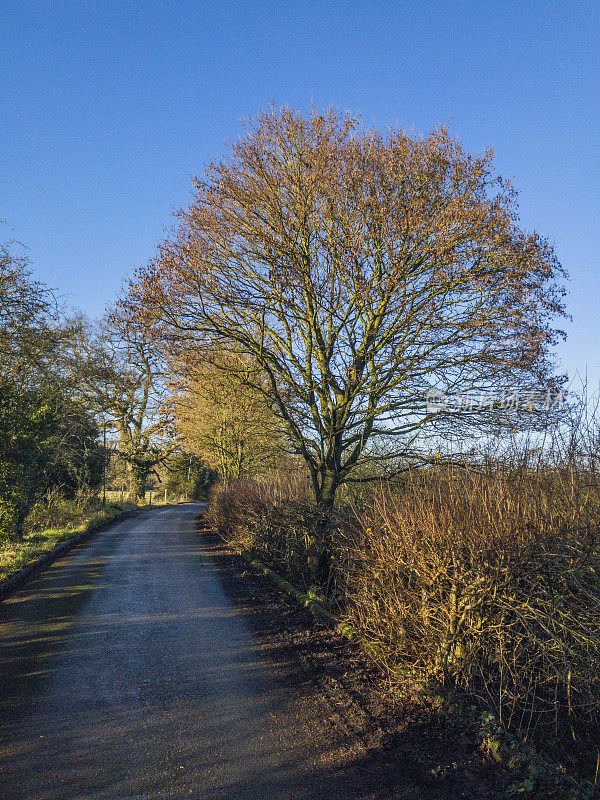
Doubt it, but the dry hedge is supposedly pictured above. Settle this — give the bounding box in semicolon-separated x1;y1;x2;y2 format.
206;464;600;775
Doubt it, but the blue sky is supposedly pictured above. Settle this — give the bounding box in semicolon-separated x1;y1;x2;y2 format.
1;0;598;388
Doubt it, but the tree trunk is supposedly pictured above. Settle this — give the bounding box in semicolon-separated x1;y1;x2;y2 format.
130;474;145;502
309;467;339;584
127;464;146;502
316;468;338;514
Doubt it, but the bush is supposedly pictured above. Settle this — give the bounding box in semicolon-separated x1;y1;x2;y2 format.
205;473;330;588
205;460;600;780
0;384;105;540
342;466;600;771
24;486;101;534
163;454;218;501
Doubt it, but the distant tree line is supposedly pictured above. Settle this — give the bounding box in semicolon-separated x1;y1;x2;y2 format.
0;234;222;541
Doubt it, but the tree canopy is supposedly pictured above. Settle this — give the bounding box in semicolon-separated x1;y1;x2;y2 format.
125;107;567;511
0;238;105;538
169;349;288;481
0;239;76;388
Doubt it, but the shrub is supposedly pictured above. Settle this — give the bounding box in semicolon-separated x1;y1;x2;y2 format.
342;465;600;775
163;454;218;501
206;459;600;779
24;486;100;535
205;473;330;588
205;444;600;782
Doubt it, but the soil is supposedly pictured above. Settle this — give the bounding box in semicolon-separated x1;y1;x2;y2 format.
203;524;511;800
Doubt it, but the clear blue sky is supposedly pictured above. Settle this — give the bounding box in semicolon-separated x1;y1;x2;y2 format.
1;0;598;389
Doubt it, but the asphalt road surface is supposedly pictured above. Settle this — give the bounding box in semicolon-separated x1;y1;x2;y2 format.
0;505;400;800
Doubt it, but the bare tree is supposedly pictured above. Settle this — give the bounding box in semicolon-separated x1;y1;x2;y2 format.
70;313;175;500
126;107;567;515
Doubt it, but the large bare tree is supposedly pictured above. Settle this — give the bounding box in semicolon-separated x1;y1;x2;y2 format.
126;107;567;513
69;313;174;500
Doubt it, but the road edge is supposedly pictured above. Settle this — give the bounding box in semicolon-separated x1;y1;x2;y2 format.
0;508;142;603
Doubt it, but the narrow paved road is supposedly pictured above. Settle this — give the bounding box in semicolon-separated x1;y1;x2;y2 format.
0;505;398;800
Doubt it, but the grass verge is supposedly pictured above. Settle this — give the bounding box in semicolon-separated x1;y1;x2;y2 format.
0;501;138;583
